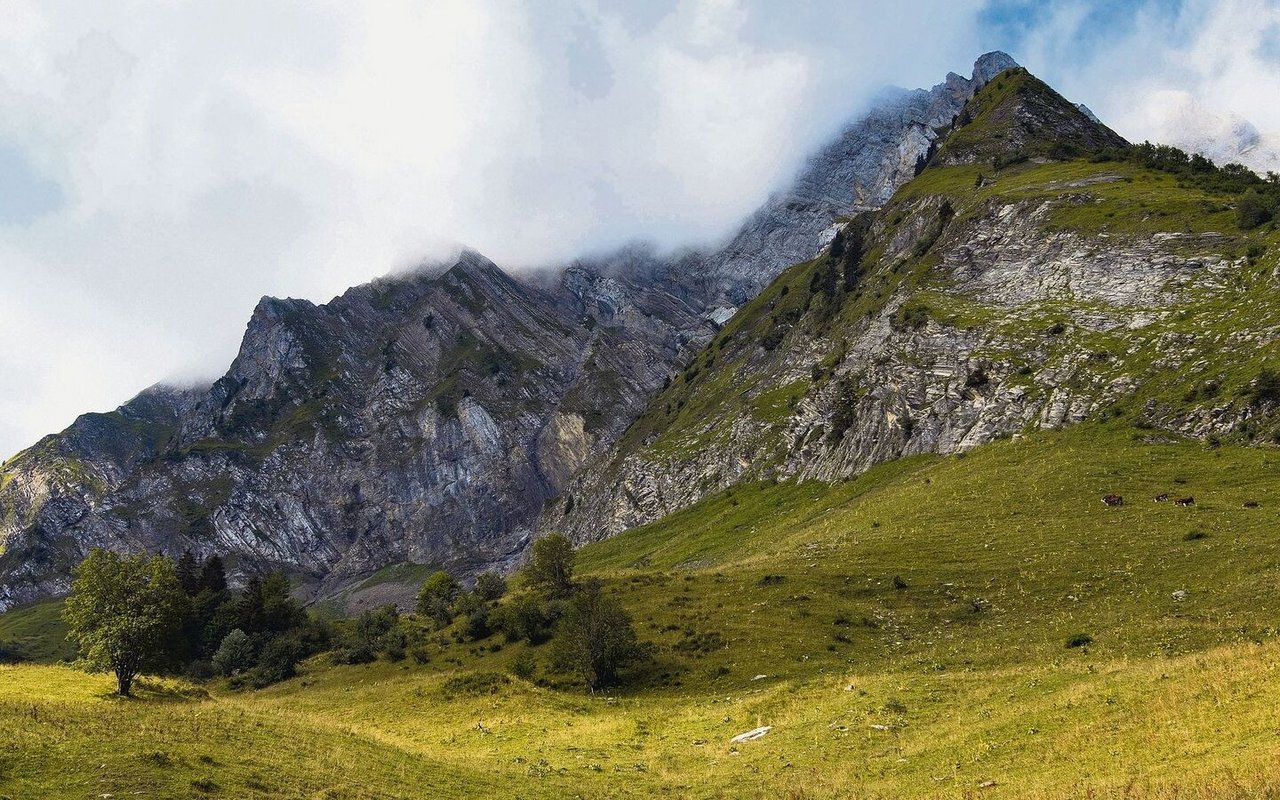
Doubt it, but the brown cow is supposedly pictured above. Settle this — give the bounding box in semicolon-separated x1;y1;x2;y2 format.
1102;494;1124;507
1176;497;1195;507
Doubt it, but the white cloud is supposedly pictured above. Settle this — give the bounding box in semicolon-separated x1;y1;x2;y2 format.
1008;0;1280;172
0;0;992;458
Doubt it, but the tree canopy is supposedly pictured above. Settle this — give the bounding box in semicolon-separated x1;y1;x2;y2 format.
63;549;187;696
522;533;576;599
417;571;461;628
549;580;643;691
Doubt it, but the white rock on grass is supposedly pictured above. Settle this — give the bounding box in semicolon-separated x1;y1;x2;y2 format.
730;726;773;743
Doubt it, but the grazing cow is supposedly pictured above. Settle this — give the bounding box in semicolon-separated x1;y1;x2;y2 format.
1102;494;1124;507
1153;493;1169;502
1244;500;1261;509
1176;496;1195;507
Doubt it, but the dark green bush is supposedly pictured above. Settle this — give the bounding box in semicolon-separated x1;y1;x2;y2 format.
249;635;304;687
510;650;536;679
442;671;509;697
493;593;556;645
1251;368;1280;404
549;582;645;691
1238;189;1276;230
673;630;725;655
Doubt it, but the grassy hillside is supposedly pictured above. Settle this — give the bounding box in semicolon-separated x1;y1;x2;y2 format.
6;425;1280;798
0;599;72;663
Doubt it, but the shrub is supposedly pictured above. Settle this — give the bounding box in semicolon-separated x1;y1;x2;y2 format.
459;598;491;641
331;605;401;664
442;671;509;698
417;572;460;628
330;644;377;665
510;650;536;679
380;629;407;662
522;534;576;599
474;571;508;602
211;629;255;677
549;581;645;691
409;646;432;665
672;630;725;655
1251;368;1280;404
0;641;25;664
890;302;930;332
493;593;556;645
965;365;990;388
1237;188;1276;229
249;635;304;687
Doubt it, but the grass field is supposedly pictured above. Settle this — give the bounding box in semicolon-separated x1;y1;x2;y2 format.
0;598;72;664
5;424;1280;798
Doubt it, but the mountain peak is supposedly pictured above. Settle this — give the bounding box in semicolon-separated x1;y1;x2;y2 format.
447;248;501;277
971;51;1020;85
936;66;1127;166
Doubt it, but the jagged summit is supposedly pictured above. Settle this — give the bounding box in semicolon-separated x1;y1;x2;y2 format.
970;50;1020;84
442;248;503;279
935;66;1128;166
699;52;1028;307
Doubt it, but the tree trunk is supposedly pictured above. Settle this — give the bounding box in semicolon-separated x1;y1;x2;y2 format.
116;670;133;697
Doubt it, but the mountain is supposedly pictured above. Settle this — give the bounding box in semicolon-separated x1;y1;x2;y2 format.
0;54;1025;611
694;50;1020;308
4;54;1276;613
0;252;707;609
551;66;1277;543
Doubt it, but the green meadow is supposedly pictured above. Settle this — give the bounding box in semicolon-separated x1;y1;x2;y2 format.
6;425;1280;798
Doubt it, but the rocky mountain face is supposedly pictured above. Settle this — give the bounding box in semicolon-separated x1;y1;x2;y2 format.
0;54;1029;611
694;51;1020;309
0;252;708;609
551;67;1280;544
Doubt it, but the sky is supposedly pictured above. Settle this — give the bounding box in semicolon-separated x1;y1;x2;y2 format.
1;0;1278;459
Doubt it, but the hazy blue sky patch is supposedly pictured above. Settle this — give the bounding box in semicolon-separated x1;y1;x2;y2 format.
1257;22;1280;62
0;144;62;226
979;0;1191;57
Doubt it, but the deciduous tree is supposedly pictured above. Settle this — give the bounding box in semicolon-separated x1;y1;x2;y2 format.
63;549;186;696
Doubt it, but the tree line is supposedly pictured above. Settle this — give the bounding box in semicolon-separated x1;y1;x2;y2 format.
337;533;646;692
63;549;328;696
1093;141;1280;230
61;532;643;696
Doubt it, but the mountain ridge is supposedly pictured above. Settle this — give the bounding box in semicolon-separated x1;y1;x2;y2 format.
547;67;1279;545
